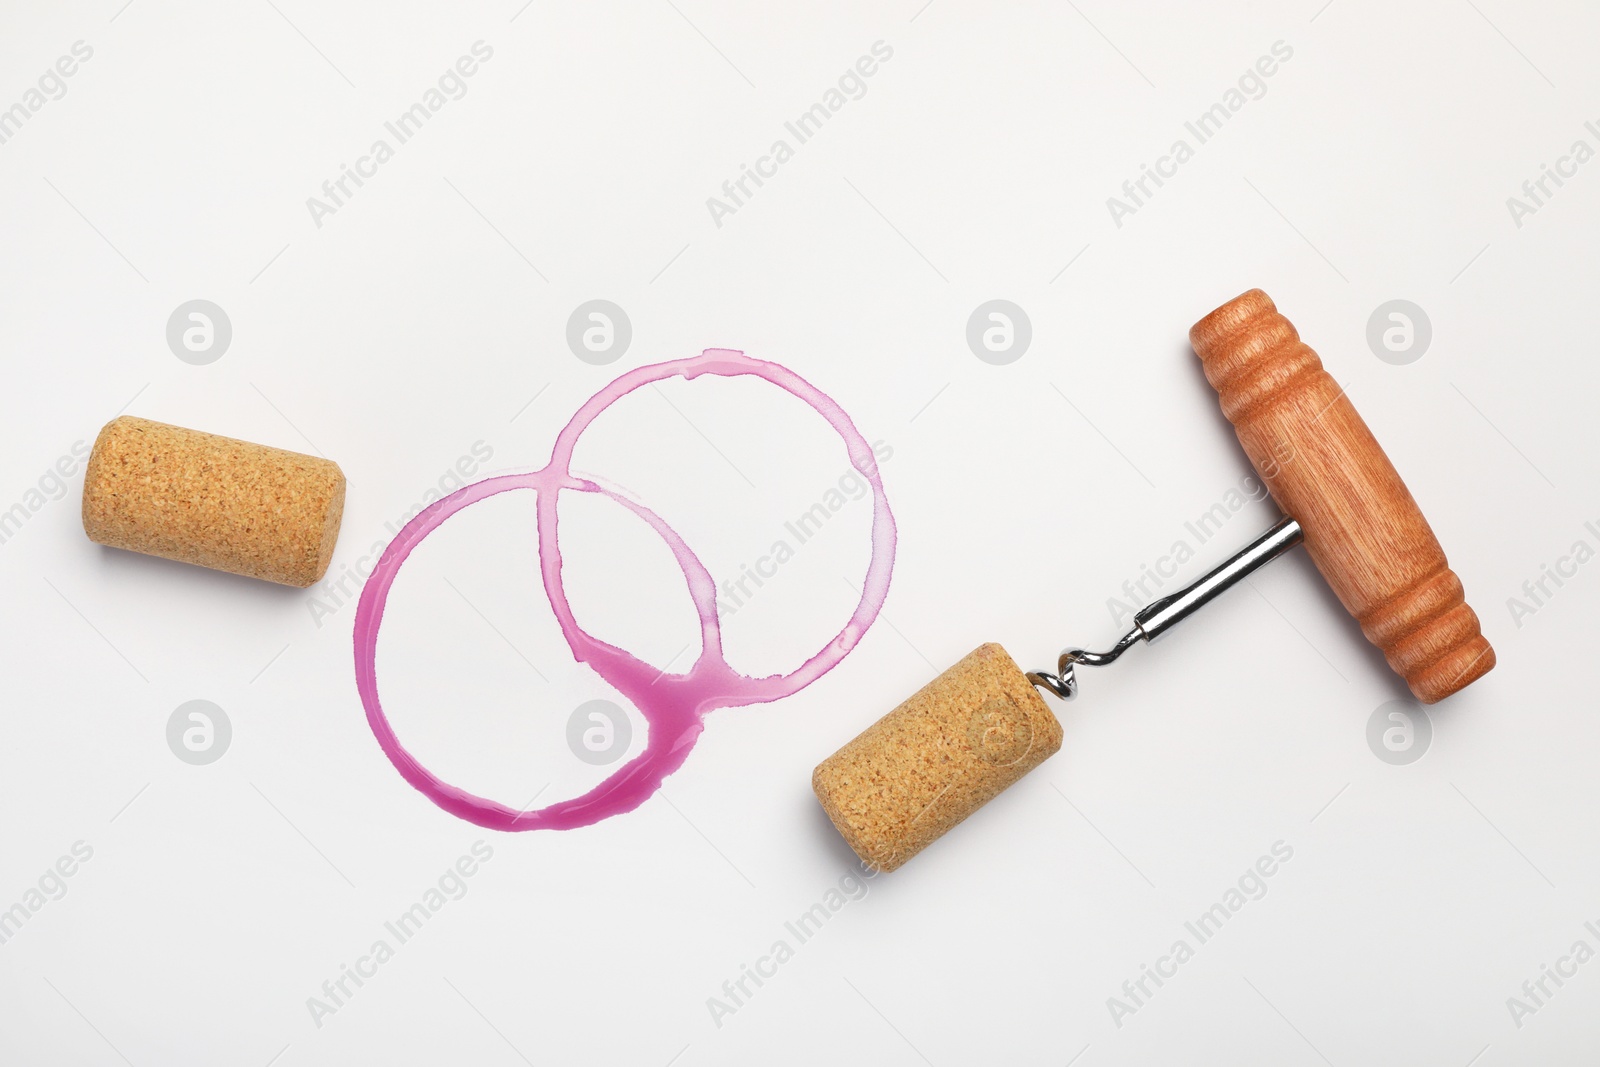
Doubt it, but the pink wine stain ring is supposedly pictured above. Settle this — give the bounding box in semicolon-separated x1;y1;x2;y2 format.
354;349;896;831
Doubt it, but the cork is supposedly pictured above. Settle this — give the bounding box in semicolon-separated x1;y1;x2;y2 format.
82;416;345;587
812;643;1062;872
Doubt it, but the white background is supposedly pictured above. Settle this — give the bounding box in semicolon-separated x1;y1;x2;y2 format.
1;0;1597;1064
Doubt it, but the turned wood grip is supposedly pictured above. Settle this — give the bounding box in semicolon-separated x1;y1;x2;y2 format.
1189;290;1494;703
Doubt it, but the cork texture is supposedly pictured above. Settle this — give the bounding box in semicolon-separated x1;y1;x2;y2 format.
812;643;1062;872
82;416;345;587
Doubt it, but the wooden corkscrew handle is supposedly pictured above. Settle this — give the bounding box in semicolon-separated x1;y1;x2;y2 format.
1189;290;1494;703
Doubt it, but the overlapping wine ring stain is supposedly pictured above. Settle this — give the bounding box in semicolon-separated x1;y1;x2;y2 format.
354;349;896;831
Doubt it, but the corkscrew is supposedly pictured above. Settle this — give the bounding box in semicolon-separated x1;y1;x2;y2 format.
813;289;1496;873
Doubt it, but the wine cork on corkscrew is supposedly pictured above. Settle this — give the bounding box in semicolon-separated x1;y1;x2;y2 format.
812;643;1061;872
82;416;345;587
1190;289;1494;702
814;288;1495;874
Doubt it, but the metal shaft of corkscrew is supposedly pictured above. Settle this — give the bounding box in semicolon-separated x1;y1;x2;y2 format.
1028;516;1305;699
